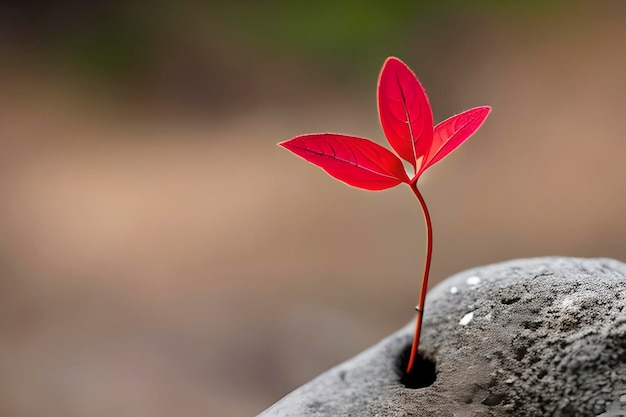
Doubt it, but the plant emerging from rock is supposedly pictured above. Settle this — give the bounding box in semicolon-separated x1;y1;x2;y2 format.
279;57;491;374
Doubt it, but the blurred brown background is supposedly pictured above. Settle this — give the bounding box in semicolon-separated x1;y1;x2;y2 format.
0;1;625;416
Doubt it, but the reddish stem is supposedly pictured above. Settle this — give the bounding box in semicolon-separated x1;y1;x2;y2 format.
406;181;433;374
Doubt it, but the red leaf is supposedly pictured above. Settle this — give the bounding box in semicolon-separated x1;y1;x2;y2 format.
279;133;409;190
419;106;491;175
377;57;434;169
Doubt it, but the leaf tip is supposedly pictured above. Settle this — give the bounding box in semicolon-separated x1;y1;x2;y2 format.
278;136;303;152
380;56;413;77
277;142;292;155
382;56;402;66
475;106;492;123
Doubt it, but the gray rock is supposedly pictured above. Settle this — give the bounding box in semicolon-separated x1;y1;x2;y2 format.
257;257;626;417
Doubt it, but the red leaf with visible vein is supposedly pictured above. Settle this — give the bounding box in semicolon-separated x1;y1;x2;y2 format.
279;134;409;190
419;106;491;175
377;57;434;169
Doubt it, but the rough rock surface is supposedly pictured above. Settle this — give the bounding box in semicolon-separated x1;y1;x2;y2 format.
257;257;626;417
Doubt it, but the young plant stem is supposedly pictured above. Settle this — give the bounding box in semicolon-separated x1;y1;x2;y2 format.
406;181;433;374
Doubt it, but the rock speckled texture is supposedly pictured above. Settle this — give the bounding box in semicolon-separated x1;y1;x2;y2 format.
257;257;626;417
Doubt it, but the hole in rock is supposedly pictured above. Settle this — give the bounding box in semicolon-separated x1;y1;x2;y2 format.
482;393;506;406
501;296;520;305
398;344;436;389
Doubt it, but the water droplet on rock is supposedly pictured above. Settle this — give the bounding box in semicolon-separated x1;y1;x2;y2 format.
466;276;481;286
450;286;459;294
560;296;577;311
459;312;474;326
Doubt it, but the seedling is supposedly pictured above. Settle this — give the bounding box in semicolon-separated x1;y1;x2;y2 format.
279;57;491;374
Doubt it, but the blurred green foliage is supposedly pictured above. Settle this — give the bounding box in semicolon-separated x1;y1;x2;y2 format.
2;1;566;84
209;0;563;68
